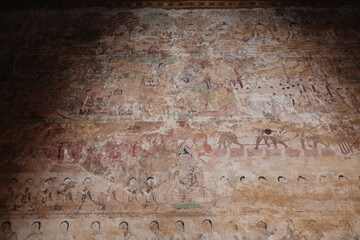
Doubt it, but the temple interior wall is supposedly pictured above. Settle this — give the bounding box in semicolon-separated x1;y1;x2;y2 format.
0;4;359;240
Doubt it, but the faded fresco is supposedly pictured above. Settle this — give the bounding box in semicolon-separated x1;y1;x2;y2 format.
0;6;359;240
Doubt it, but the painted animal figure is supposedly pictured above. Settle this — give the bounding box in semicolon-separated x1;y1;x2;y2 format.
300;133;329;150
255;129;288;149
218;132;243;149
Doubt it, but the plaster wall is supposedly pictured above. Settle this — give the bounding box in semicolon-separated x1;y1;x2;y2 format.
0;7;359;240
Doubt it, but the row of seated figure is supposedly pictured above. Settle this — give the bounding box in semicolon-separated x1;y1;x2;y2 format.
1;219;359;240
0;174;358;211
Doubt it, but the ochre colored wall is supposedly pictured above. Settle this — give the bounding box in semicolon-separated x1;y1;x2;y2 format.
0;7;359;240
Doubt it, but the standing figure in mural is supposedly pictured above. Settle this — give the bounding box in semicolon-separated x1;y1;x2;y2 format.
35;178;55;208
254;221;273;240
25;222;44;240
56;178;76;206
200;219;221;240
142;177;156;203
255;129;288;149
280;220;305;240
146;221;168;240
77;178;104;210
88;221;109;240
123;178;140;207
18;178;36;209
171;220;187;240
0;221;17;240
142;177;158;211
224;221;243;240
102;176;120;203
115;222;135;240
54;221;76;240
2;178;19;210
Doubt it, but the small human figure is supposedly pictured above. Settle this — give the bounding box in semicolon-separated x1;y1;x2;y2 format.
0;221;17;240
142;177;156;203
171;220;187;240
200;219;221;240
235;176;254;204
339;220;360;240
225;221;243;240
124;178;139;203
88;221;109;240
36;178;55;207
146;221;168;240
103;176;119;202
77;178;103;210
2;178;19;210
254;221;272;240
56;178;76;204
115;222;135;240
78;178;93;203
280;220;305;240
216;176;233;197
305;220;326;240
25;222;43;240
333;175;352;202
54;221;76;240
296;176;310;194
18;178;36;210
254;177;272;197
20;179;35;203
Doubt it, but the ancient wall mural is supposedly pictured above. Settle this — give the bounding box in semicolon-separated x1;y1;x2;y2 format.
0;6;359;239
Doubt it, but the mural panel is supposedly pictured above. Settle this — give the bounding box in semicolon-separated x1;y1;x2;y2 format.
0;6;359;239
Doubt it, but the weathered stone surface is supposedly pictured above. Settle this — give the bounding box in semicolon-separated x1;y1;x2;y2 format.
0;5;359;240
229;148;244;158
285;148;300;157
